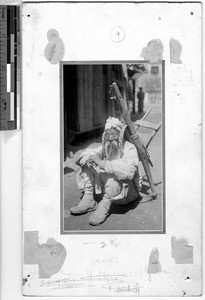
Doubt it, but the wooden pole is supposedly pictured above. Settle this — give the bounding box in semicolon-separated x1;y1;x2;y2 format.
111;82;157;198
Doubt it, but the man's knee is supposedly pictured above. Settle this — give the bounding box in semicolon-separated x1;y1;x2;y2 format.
100;173;122;199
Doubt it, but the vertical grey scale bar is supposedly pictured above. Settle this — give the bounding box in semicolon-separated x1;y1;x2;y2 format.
10;91;14;120
9;6;13;123
10;34;14;63
11;9;14;121
14;6;17;127
16;6;20;129
11;60;14;91
6;92;10;121
0;5;19;130
6;6;11;125
0;5;20;130
0;6;7;130
7;5;10;63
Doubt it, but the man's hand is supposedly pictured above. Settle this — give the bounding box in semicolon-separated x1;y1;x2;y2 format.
78;155;90;166
89;154;106;170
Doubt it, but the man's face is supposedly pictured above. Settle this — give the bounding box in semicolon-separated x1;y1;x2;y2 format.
104;128;120;142
104;128;120;160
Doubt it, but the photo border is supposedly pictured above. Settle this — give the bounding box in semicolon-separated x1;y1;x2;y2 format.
60;60;166;235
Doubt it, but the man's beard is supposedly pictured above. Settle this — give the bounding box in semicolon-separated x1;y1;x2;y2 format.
105;140;120;161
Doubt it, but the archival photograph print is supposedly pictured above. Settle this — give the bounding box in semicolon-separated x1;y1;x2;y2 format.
61;62;164;233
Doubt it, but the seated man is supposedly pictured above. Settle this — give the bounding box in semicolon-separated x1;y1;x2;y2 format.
70;117;140;226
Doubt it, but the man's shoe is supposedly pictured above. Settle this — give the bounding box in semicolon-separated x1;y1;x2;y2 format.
70;194;97;215
89;198;111;226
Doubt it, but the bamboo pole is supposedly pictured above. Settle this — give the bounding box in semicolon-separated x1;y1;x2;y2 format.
111;82;157;198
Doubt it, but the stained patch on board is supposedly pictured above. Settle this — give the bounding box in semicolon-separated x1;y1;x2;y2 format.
140;39;163;62
147;247;162;281
44;29;65;64
171;236;193;264
24;231;67;278
169;39;182;64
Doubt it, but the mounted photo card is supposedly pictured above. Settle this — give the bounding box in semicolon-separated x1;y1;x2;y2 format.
22;2;202;297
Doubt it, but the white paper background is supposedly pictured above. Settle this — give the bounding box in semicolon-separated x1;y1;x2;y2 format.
0;1;203;299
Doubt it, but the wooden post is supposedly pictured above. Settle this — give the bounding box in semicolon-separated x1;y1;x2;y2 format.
132;79;135;114
110;82;157;198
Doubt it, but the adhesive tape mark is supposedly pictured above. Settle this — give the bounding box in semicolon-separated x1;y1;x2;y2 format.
44;29;65;65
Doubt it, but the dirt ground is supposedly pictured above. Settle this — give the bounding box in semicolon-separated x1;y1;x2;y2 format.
63;102;164;232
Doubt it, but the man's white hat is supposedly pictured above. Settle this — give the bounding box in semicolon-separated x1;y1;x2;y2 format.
105;117;123;131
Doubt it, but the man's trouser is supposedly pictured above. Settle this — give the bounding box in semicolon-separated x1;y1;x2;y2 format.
77;165;138;205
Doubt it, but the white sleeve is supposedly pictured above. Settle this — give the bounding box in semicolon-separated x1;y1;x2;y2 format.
81;145;102;156
105;142;139;180
77;145;103;164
